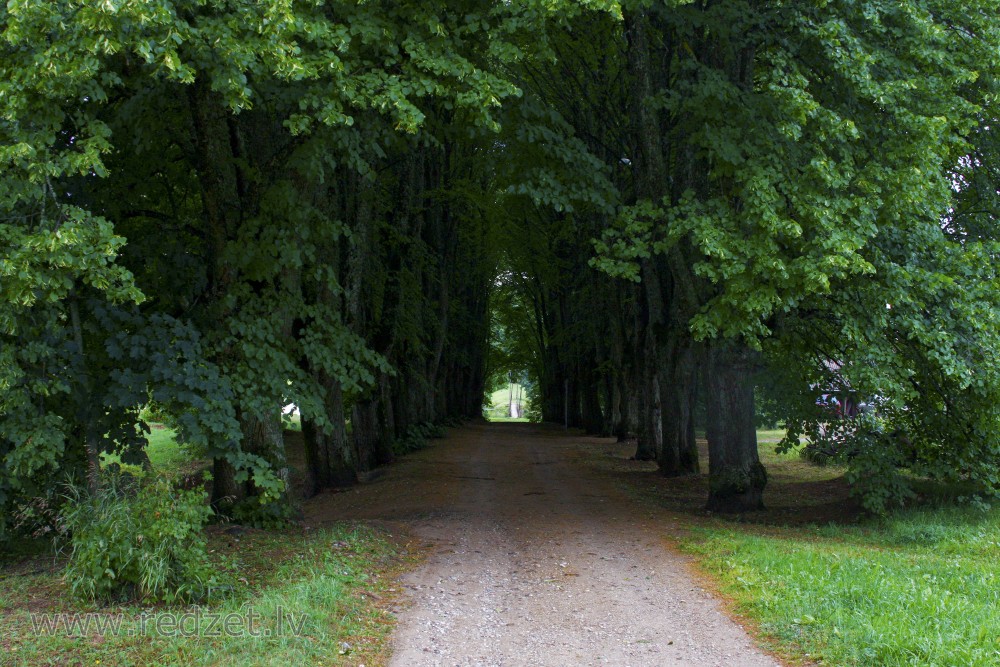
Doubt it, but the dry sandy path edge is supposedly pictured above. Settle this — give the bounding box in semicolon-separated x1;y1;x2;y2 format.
305;422;783;667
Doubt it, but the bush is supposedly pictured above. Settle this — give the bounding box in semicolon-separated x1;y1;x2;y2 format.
10;486;68;541
60;476;215;602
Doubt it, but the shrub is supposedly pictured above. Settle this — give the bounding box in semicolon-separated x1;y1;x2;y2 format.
10;486;68;541
60;476;214;602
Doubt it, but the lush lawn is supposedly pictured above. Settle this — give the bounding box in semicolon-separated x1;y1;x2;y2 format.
2;525;406;666
98;424;203;481
673;429;1000;666
485;384;530;421
147;425;199;474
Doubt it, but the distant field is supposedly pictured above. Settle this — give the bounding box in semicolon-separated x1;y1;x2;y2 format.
485;384;531;422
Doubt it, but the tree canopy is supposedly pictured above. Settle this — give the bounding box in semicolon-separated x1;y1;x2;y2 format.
3;0;1000;540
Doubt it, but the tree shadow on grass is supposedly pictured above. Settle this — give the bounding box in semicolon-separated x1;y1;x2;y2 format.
581;437;863;528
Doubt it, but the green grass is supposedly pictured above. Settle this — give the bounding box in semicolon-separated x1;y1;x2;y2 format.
485;384;531;421
675;432;1000;666
608;427;1000;664
105;417;303;480
2;524;405;666
146;426;196;473
100;424;207;481
756;428;792;445
755;428;806;463
7;419;405;665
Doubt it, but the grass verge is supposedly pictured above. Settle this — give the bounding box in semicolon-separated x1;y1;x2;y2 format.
596;428;1000;665
1;524;408;666
682;504;1000;666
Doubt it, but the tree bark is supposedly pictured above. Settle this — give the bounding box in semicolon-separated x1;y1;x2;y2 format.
657;333;700;476
604;372;620;438
239;411;290;503
623;383;640;443
211;457;244;511
188;81;255;512
301;377;354;496
704;344;766;512
68;297;101;495
634;343;660;461
580;364;604;435
376;372;397;465
301;417;327;497
351;397;382;472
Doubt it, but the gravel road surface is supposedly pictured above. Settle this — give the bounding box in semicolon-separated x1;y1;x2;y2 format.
306;422;783;667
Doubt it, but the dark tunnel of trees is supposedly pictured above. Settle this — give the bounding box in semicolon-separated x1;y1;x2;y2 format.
3;0;1000;546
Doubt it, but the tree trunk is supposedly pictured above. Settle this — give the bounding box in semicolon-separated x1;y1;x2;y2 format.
211;457;244;511
300;417;328;497
634;349;660;460
622;383;640;443
376;373;396;465
324;379;354;483
239;411;290;503
351;398;380;472
565;370;583;429
68;298;101;495
188;82;254;516
604;373;620;438
541;348;563;422
633;289;660;460
301;377;355;496
658;335;700;476
581;367;604;435
704;344;766;512
623;292;643;443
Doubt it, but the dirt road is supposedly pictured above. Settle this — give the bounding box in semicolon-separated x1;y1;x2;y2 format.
305;422;781;667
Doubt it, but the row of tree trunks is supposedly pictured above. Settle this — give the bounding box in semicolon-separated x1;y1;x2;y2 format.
187;116;492;507
514;230;765;509
187;81;269;513
658;333;700;476
621;8;764;511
